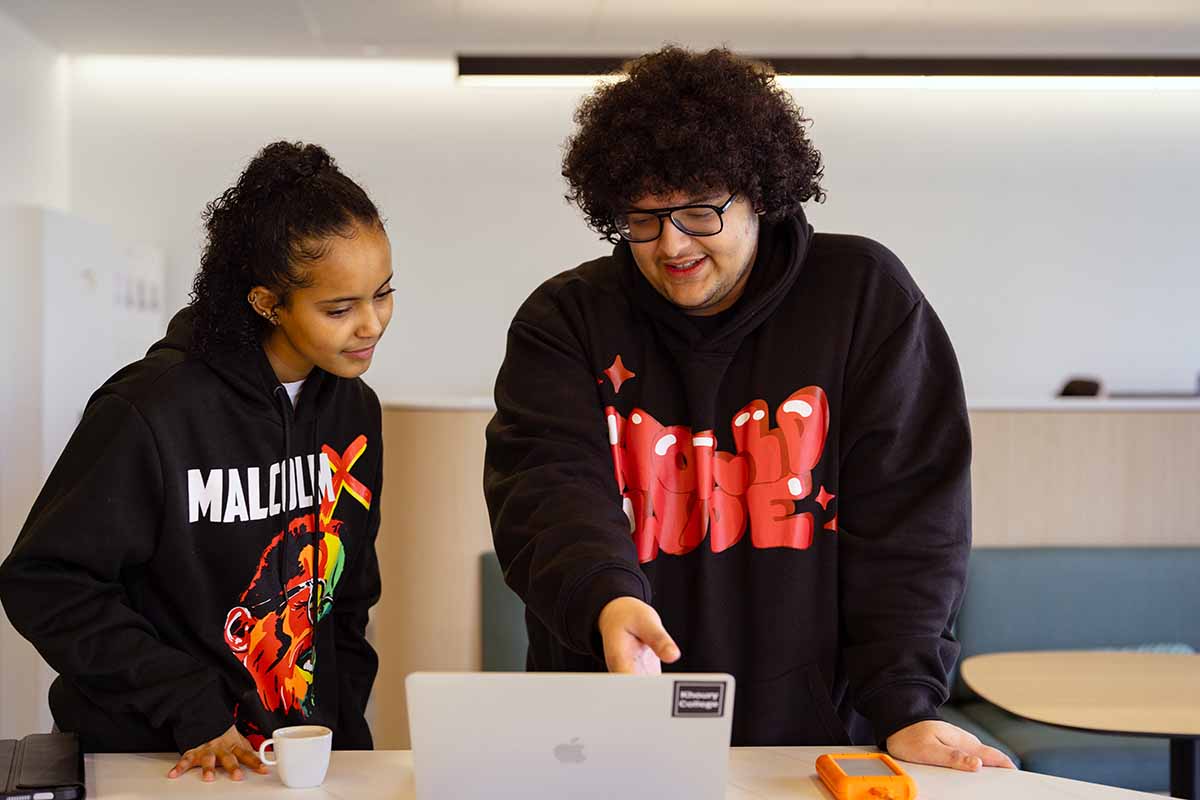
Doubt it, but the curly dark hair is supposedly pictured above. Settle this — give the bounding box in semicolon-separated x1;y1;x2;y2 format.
562;46;825;242
189;140;383;354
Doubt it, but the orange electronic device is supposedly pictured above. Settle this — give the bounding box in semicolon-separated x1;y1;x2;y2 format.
815;753;917;800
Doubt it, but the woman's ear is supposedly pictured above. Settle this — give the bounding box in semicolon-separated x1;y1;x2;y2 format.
247;287;281;326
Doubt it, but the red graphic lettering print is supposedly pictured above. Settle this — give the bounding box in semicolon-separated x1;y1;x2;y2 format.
606;386;830;563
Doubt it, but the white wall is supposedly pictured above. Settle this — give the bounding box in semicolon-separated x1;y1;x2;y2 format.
39;211;166;468
0;210;52;740
0;11;69;740
801;84;1200;401
68;59;606;404
0;13;68;210
0;206;166;740
66;59;1200;407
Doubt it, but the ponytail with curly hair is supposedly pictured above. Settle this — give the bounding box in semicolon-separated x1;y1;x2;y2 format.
189;141;383;354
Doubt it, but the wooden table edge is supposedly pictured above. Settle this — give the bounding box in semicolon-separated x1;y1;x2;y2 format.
960;652;1200;740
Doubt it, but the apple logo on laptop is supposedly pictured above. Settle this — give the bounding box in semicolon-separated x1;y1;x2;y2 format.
553;737;586;764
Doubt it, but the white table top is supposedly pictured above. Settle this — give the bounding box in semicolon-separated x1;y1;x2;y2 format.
961;650;1200;738
87;746;1162;799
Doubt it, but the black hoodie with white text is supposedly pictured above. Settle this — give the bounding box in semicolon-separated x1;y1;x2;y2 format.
484;212;971;746
0;308;383;753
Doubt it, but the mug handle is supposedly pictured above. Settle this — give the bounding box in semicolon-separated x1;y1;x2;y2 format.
258;738;277;766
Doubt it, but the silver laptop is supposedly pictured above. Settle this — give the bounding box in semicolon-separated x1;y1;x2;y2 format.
406;672;735;800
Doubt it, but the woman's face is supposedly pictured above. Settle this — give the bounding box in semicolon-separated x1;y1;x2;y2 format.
255;221;394;382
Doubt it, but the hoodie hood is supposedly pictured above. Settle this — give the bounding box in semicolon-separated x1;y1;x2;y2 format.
615;210;813;431
619;209;812;355
151;306;331;423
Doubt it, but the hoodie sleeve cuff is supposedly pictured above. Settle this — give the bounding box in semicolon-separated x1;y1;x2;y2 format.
562;566;651;660
170;684;235;753
858;683;944;749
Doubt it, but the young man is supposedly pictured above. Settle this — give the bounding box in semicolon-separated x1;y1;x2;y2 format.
484;47;1013;771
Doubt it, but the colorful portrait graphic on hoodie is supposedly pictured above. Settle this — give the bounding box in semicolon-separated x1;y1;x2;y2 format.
223;513;346;718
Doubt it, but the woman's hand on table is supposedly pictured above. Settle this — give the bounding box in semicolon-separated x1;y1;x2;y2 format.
887;719;1017;771
167;724;269;782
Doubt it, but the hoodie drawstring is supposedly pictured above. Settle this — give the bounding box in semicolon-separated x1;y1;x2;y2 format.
273;385;294;604
275;382;324;692
309;408;322;679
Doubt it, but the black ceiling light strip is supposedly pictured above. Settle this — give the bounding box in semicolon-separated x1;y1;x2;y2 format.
458;56;629;76
765;57;1200;76
458;55;1200;77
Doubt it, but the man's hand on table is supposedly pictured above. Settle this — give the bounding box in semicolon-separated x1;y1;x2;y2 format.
598;597;681;674
887;719;1017;771
594;598;1013;774
167;724;270;782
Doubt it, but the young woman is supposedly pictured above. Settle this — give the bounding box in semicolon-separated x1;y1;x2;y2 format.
0;141;393;782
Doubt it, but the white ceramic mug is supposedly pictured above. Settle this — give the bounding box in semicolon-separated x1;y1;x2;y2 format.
258;724;333;788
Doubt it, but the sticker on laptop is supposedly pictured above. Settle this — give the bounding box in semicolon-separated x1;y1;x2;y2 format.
672;681;727;718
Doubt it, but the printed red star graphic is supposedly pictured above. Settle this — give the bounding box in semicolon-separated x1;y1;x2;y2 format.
602;354;636;394
823;514;838;532
815;485;836;510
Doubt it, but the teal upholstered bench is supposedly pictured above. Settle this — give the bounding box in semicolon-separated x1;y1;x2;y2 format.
946;547;1199;794
480;547;1199;793
481;550;528;671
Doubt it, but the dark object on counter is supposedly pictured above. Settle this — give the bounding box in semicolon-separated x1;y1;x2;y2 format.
0;732;85;799
1059;377;1102;397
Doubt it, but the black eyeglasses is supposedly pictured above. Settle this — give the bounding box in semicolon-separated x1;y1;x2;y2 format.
613;193;738;243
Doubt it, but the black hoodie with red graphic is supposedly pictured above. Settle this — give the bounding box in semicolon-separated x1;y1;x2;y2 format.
0;308;382;753
484;212;971;747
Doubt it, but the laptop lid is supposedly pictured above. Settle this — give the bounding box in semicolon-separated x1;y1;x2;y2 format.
406;672;735;800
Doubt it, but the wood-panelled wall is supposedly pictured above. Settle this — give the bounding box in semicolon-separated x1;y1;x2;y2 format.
371;410;494;750
371;408;1200;748
970;411;1200;546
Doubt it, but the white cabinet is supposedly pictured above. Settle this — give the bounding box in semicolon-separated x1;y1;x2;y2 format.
0;205;164;738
